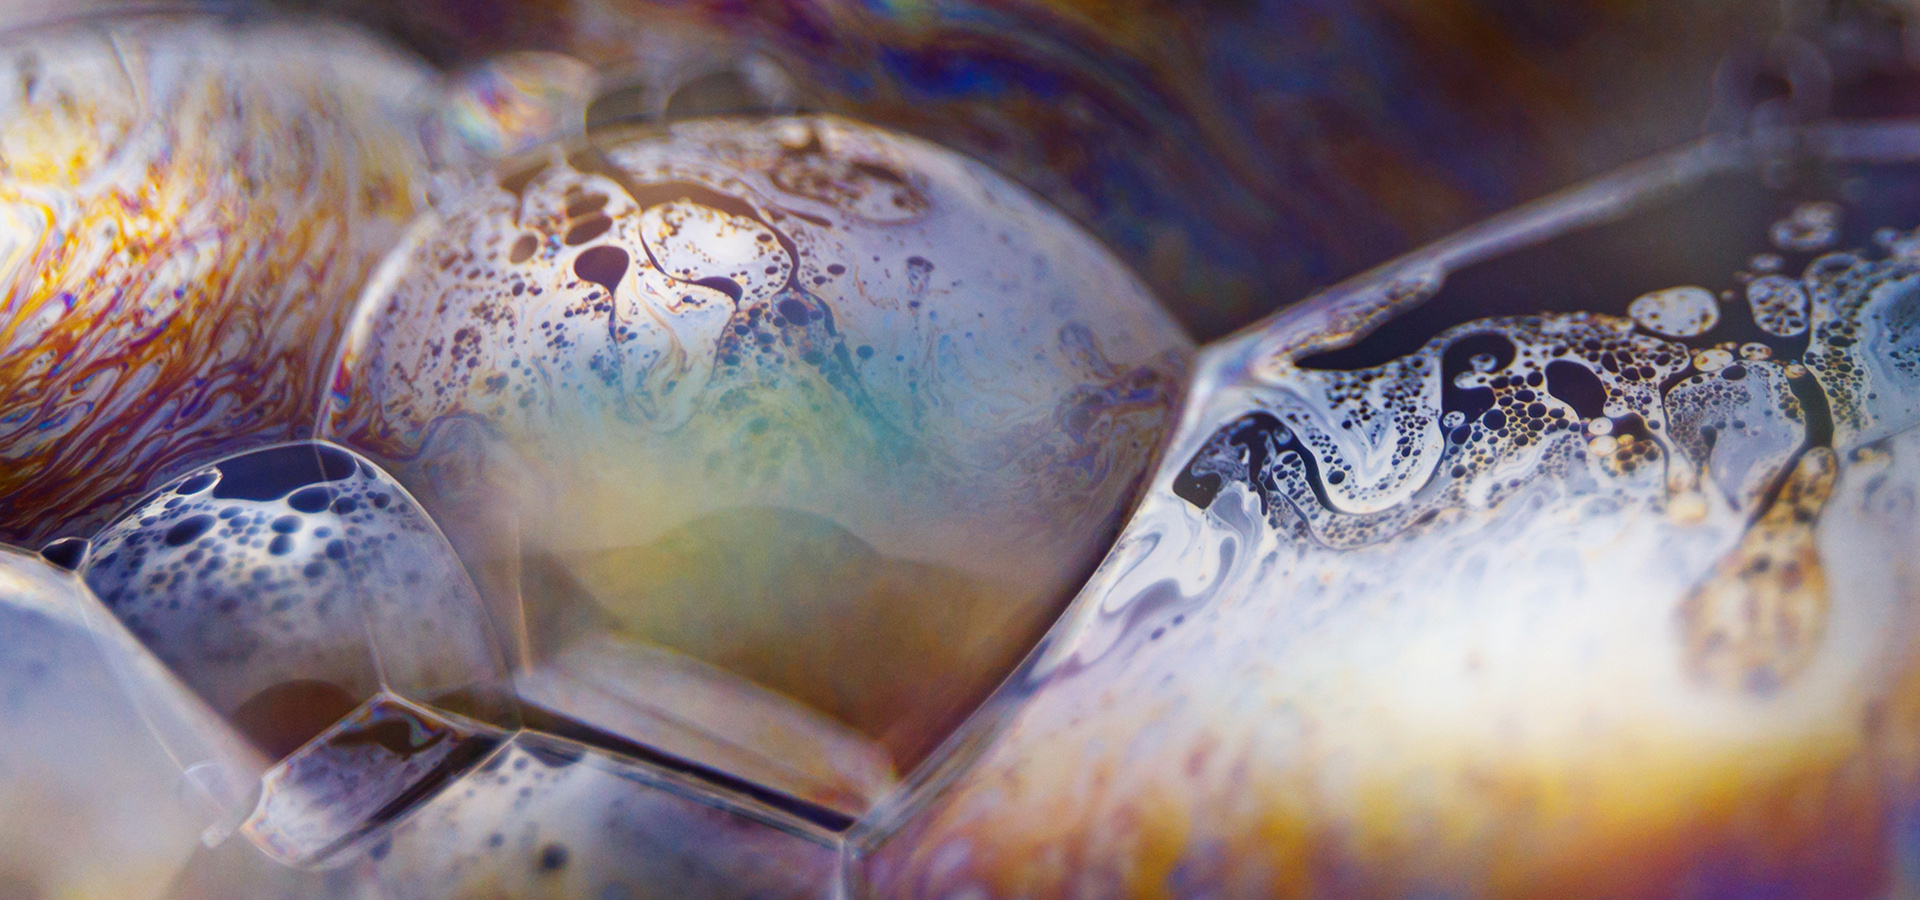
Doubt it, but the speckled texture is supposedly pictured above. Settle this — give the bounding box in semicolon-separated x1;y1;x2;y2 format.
324;113;1191;777
82;441;502;744
861;145;1920;900
167;734;846;900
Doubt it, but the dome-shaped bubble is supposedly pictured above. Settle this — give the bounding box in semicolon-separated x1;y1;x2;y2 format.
321;113;1191;819
78;440;511;867
0;13;437;546
862;124;1920;899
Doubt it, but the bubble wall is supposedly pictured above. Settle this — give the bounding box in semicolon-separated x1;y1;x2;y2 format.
5;2;1920;900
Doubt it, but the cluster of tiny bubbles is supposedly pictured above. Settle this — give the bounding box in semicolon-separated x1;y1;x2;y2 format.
1176;312;1689;548
1173;201;1920;556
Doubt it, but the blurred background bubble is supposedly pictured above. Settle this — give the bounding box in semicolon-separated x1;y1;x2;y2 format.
226;0;1920;342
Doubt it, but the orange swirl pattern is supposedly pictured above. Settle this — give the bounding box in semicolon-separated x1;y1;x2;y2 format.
0;15;434;545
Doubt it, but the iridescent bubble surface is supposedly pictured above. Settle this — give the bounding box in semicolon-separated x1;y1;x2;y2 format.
11;4;1920;899
0;14;435;546
323;113;1191;816
308;0;1805;338
78;440;510;866
862;128;1920;899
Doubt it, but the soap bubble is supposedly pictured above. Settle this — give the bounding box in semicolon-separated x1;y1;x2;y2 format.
865;124;1920;900
0;13;436;547
0;544;263;900
79;441;509;866
322;113;1191;820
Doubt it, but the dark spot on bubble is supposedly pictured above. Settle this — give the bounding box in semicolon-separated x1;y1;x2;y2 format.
537;844;569;873
1721;364;1747;381
38;537;89;571
303;561;327;580
229;680;358;760
563;215;612;246
271;515;301;534
326;540;348;560
1545;359;1608;420
826;263;846;276
856;345;874;360
268;534;294;556
164;515;215;547
369;839;391;861
777;297;810;323
176;471;218;495
331;497;359;516
210;444;356;502
371;493;391;509
508;234;538;264
288;487;334;514
1439;333;1514;425
573;245;629;299
694;276;742;302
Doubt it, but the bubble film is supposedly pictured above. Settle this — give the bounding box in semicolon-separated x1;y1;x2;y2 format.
862;132;1920;899
74;440;510;866
12;5;1920;898
0;14;435;546
0;544;262;900
364;0;1779;338
323;113;1191;809
167;733;844;900
81;442;502;743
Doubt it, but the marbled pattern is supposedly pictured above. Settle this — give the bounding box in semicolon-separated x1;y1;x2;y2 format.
0;14;435;546
861;133;1920;900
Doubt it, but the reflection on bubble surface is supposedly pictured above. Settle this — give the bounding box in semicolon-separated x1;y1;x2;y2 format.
0;544;262;900
9;4;1920;898
323;112;1192;821
864;131;1920;899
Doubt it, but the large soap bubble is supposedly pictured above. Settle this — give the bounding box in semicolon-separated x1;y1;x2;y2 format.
863;126;1920;899
322;113;1192;819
